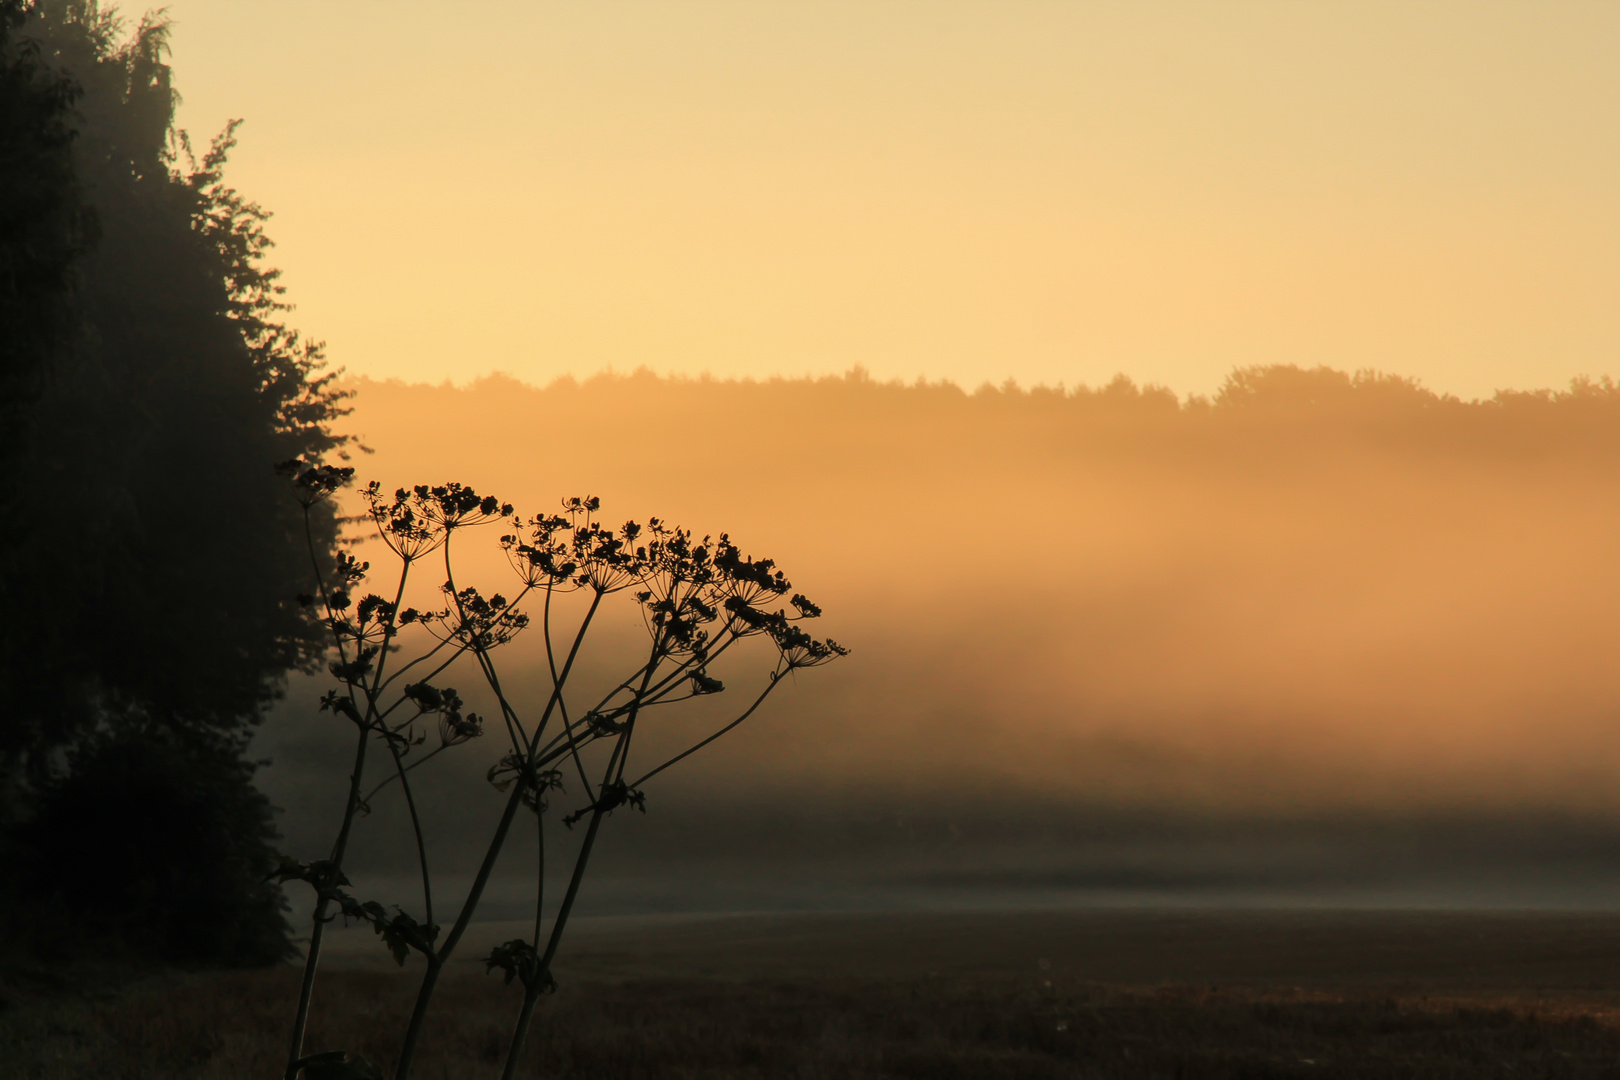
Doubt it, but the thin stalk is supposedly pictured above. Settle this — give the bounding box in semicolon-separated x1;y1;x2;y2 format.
540;582;594;793
495;780;550;1080
499;737;626;1079
299;505;350;671
363;560;414;714
361;741;447;806
533;792;546;947
533;612;748;760
372;641;472;727
385;735;434;929
628;673;783;788
529;646;699;766
473;642;526;751
526;631;718;779
541;579;558;688
537;655;591;796
285;503;365;1079
443;542;534;752
356;568;444;937
392;593;603;1080
536;787;608;974
376;632;459;693
496;634;663;1076
284;726;368;1080
500;991;543;1080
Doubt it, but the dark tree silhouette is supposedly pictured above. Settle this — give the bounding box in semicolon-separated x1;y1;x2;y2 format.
18;722;295;966
0;0;349;967
0;0;91;464
0;0;349;786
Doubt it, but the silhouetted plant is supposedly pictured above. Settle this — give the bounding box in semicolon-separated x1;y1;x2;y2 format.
276;461;846;1080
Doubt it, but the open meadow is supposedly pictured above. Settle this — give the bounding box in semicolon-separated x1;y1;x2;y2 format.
12;908;1620;1078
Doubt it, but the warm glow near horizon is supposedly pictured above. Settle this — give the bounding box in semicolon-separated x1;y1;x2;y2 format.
163;1;1620;399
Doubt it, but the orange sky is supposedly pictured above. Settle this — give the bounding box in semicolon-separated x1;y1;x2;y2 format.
164;2;1620;399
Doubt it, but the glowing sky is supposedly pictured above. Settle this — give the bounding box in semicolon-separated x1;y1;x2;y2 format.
164;1;1620;398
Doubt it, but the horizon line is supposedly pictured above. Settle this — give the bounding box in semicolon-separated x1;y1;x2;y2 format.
338;363;1619;408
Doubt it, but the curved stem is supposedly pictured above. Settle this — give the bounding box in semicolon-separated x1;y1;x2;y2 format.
500;735;628;1079
376;632;460;695
363;561;413;714
393;592;603;1080
499;991;543;1080
497;776;550;1080
444;542;534;753
530;637;720;767
386;734;434;930
284;725;368;1080
285;503;364;1079
541;582;593;795
628;672;783;789
360;742;446;807
374;646;468;727
533;791;546;948
532;616;745;763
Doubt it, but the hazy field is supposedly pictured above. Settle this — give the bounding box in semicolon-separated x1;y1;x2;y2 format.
12;908;1620;1078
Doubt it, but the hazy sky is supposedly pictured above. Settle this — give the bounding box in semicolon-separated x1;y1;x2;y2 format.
163;1;1620;398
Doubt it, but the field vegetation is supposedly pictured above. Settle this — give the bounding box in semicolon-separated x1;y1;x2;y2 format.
8;965;1620;1080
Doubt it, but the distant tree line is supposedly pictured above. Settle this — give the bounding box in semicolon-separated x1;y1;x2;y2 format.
0;0;347;966
360;364;1620;492
380;363;1620;437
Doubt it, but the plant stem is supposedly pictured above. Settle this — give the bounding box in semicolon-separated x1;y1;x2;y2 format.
538;762;612;973
498;743;619;1080
361;742;447;806
497;781;549;1080
392;594;602;1080
500;990;544;1080
499;637;662;1075
386;736;434;929
630;674;783;788
284;725;368;1080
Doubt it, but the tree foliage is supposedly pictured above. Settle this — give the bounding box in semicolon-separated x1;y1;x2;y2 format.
0;0;350;789
0;0;92;452
0;0;348;970
17;722;295;966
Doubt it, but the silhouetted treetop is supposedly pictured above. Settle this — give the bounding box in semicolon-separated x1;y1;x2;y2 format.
353;365;1620;484
0;0;93;462
1213;365;1443;415
1;0;351;786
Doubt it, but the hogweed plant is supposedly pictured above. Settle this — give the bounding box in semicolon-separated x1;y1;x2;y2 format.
272;459;846;1080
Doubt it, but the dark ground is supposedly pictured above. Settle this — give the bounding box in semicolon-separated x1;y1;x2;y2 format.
11;908;1620;1078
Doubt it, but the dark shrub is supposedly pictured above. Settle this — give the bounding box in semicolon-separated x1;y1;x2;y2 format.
17;724;294;967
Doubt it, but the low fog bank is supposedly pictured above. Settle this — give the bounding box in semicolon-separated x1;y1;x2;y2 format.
262;366;1620;916
261;674;1620;918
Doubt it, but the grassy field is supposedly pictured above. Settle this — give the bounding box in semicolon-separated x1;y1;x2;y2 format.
11;910;1620;1079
